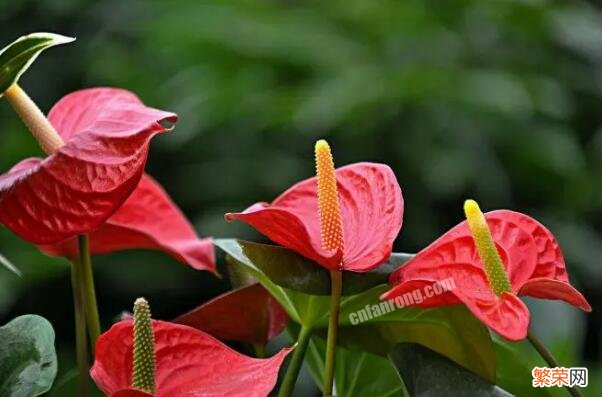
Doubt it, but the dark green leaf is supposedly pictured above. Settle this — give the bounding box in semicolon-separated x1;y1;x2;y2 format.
0;315;58;397
215;238;412;295
306;333;408;397
47;369;103;397
494;336;561;397
0;33;74;95
217;239;495;381
0;252;21;276
333;305;497;382
390;343;513;397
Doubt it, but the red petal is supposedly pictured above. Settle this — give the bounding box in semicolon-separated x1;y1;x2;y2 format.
461;291;530;341
39;174;215;272
390;210;569;291
382;277;530;341
91;320;291;397
226;163;403;272
0;88;177;244
518;278;592;312
174;283;287;344
382;236;532;341
111;390;153;397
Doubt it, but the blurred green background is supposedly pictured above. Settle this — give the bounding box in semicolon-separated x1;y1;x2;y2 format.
1;0;601;396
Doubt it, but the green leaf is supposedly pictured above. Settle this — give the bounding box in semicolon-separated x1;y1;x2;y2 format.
0;315;58;397
215;238;412;295
305;333;408;397
332;305;497;382
390;343;513;397
47;369;103;397
216;239;496;382
494;336;561;397
216;239;411;328
0;32;75;95
0;252;21;276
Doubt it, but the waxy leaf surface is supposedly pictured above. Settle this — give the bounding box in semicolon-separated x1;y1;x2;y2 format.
216;239;496;381
40;174;215;272
306;332;407;397
91;320;290;397
0;88;177;244
0;315;58;397
0;32;74;95
390;343;513;397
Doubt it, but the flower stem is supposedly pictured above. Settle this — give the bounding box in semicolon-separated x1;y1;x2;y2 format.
323;269;343;397
3;84;64;154
70;261;90;397
252;343;266;358
78;235;101;352
278;325;313;397
527;329;583;397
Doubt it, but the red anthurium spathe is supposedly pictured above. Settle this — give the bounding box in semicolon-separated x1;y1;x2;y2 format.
91;314;291;396
39;173;215;272
175;283;287;344
226;162;403;272
0;87;176;244
381;200;591;341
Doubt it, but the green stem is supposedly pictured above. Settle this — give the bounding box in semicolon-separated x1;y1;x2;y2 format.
323;270;343;397
70;261;90;397
527;329;583;397
78;235;101;352
252;343;266;358
278;325;313;397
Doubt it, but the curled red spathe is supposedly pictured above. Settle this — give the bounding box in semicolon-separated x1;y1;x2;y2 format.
226;162;404;272
91;319;291;397
0;88;177;244
382;210;591;341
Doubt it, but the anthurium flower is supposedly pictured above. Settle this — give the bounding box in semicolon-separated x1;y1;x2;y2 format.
39;173;215;272
381;200;591;341
0;87;176;244
91;298;291;397
225;147;403;272
175;283;287;344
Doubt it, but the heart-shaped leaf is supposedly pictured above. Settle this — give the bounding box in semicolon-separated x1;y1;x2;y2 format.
174;283;288;344
305;332;408;397
0;33;74;95
0;315;58;397
216;239;496;381
390;343;513;397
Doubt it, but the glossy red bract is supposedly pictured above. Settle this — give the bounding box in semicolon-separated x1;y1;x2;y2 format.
175;283;287;344
39;174;215;272
226;162;403;272
382;210;591;341
91;320;291;397
0;88;177;244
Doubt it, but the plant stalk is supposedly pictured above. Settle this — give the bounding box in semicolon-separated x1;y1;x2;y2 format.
71;261;90;397
527;329;583;397
323;269;343;396
78;235;101;352
278;325;313;397
3;84;64;154
252;343;266;358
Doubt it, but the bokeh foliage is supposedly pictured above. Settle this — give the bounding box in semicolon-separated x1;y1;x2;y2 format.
1;0;601;396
